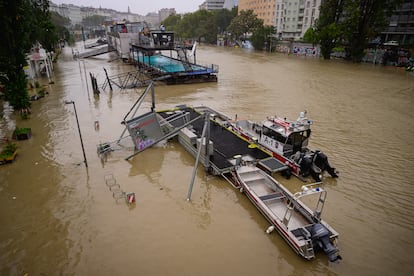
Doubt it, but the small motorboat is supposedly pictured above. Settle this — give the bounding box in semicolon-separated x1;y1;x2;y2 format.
235;165;341;261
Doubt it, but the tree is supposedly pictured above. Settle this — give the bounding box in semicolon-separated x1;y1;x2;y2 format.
303;27;318;45
315;0;345;59
250;25;275;50
342;0;402;62
213;8;236;34
163;9;237;44
162;14;182;32
227;10;263;40
50;11;72;44
0;0;57;110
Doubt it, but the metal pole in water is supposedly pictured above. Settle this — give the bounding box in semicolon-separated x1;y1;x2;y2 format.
65;101;88;167
104;68;113;90
187;112;209;201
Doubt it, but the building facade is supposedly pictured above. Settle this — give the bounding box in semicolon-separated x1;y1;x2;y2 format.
159;8;176;23
238;0;321;40
381;0;414;45
200;0;238;11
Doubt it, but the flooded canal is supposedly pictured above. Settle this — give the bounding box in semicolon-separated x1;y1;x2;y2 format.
1;44;414;275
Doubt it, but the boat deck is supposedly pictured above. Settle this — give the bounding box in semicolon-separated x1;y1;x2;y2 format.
157;106;270;173
239;167;310;230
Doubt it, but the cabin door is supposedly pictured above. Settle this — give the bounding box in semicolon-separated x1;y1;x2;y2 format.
290;133;303;153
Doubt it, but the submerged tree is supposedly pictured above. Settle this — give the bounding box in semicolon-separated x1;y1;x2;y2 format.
315;0;403;61
315;0;345;59
250;25;275;50
303;27;318;46
342;0;402;62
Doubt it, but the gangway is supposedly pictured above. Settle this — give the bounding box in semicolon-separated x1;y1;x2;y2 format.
101;68;172;90
74;45;115;59
85;40;107;49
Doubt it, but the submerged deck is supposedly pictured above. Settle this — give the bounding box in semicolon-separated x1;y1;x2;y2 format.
157;106;271;174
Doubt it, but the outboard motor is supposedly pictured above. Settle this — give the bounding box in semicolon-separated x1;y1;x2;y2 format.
313;150;338;178
299;153;322;181
311;223;341;262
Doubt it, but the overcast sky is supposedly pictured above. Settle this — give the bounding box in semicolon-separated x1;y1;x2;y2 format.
52;0;203;15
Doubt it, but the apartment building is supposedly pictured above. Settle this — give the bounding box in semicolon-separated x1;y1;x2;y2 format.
381;0;414;45
200;0;238;11
238;0;321;40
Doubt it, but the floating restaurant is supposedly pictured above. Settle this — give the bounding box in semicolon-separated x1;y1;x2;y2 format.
130;31;218;84
75;23;219;85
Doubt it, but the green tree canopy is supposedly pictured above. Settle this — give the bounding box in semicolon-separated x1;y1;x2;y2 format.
50;11;72;43
162;14;182;31
342;0;402;62
315;0;344;59
316;0;403;61
227;10;263;39
303;27;318;45
250;25;275;50
0;0;59;110
162;9;237;44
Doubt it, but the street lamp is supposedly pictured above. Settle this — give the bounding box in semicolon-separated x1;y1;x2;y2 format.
65;100;88;167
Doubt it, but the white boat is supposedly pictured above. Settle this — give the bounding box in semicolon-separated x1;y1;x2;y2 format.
232;111;338;181
106;22;148;60
235;165;340;261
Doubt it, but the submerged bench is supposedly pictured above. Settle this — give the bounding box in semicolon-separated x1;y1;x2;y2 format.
259;192;285;201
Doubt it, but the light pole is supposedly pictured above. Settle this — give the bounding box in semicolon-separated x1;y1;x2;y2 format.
65;100;88;167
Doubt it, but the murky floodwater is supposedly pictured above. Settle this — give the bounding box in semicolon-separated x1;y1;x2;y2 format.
1;43;414;275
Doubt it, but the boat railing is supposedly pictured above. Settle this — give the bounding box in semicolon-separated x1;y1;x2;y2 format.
294;182;327;221
293;182;325;199
159;111;191;129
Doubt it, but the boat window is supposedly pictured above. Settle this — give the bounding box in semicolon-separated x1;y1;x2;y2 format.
287;130;311;150
263;126;287;143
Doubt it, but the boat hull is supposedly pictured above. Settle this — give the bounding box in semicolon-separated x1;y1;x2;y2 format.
235;165;340;261
241;183;313;259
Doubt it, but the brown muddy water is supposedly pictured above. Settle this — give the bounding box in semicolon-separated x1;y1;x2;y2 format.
1;44;414;276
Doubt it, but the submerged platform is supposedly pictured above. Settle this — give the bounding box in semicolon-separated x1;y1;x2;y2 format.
118;83;285;176
156;106;276;174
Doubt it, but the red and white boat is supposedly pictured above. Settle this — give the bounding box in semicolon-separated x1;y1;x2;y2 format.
231;111;338;181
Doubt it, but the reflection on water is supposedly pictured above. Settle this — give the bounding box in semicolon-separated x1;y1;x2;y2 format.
1;44;414;275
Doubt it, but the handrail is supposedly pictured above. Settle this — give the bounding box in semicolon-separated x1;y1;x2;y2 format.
294;182;325;198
